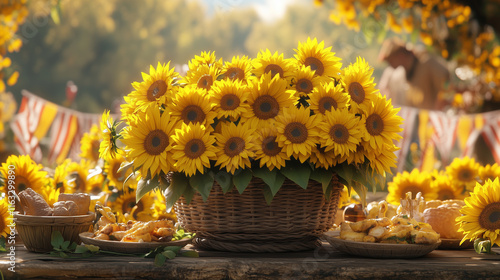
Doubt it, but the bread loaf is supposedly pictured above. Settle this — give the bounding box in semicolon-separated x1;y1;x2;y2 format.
58;193;91;215
53;201;79;216
18;188;53;216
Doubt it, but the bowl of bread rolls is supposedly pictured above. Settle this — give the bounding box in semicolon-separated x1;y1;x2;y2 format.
14;188;95;253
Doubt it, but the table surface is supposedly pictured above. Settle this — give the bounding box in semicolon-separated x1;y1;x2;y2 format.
2;240;500;280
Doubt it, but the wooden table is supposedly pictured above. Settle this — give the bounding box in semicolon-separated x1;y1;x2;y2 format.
2;241;500;280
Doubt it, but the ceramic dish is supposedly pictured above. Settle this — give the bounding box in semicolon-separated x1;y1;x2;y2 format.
323;231;441;258
79;232;192;254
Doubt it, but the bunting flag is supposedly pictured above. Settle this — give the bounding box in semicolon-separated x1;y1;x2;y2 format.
10;91;58;162
394;106;418;172
428;110;459;166
10;91;113;165
481;113;500;164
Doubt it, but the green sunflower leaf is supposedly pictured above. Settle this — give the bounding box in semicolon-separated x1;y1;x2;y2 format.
310;168;333;194
214;170;233;194
233;168;253;194
252;167;278;188
262;186;274;205
280;160;311;189
165;173;188;210
182;185;196;205
136;175;159;203
189;172;214;202
51;231;64;249
162;250;177;259
154;253;167;267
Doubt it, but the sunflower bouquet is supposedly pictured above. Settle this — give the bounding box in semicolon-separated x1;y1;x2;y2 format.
100;38;403;210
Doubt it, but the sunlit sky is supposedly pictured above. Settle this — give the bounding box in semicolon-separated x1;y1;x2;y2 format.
199;0;304;22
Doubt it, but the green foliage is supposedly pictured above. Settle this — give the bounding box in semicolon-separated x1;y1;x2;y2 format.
474;238;497;255
0;236;6;252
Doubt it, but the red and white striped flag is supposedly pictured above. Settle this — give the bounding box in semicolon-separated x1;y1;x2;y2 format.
395;106;418;172
481;112;500;164
428;110;459;166
48;109;78;164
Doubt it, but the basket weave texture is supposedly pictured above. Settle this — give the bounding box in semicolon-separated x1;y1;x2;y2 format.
14;212;95;252
174;176;343;252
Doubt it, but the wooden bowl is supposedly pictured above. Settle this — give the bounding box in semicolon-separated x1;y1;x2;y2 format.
14;212;95;253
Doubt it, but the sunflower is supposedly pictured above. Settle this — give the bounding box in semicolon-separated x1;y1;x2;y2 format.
362;94;403;151
341;56;379;114
104;153;132;190
290;65;322;98
151;190;177;221
120;105;178;178
310;144;344;169
39;185;60;207
65;159;93;193
241;72;296;128
172;122;217;176
80;124;101;163
120;95;138;125
252;49;296;84
456;178;500;246
221;55;253;83
127;62;179;111
275;106;321;163
446;156;480;192
365;143;399;175
214;121;256;174
86;173;106;195
386;169;438;205
99;110;121;160
294;37;342;81
254;125;288;171
0;155;47;195
478;163;500;183
51;159;75;193
308;81;350;115
0;199;10;238
210;79;250;120
110;189;155;222
431;173;466;200
183;63;220;92
188;50;223;71
319;108;362;157
345;140;368;165
168;86;217;126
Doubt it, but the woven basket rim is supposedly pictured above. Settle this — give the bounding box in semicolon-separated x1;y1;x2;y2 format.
14;212;95;224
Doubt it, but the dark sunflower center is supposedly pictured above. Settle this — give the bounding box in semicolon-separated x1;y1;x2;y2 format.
401;186;423;199
185;139;206;159
197;75;213;90
366;114;384;136
458;169;473;181
348;82;365;104
122;198;136;214
479;202;500;230
437;189;455;200
90;184;102;195
296;78;313;94
224;137;245;157
147;80;168;101
226;67;245;80
284;122;308;144
264;64;284;78
330;124;349;144
262;135;280;156
181;105;206;124
304;57;324;76
253;95;279;120
319;96;338;113
68;172;85;192
15;175;30;192
144;129;169;155
220;94;240;111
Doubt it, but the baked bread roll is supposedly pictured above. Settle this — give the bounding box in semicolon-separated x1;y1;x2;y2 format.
58;193;91;215
423;205;463;239
18;188;53;216
53;201;79;216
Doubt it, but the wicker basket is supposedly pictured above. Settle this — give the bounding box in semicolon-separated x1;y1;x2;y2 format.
14;212;95;253
174;176;343;252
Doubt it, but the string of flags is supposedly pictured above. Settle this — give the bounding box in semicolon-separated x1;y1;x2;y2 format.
10;90;105;164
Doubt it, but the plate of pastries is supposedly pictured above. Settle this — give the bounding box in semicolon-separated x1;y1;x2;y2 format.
79;205;192;254
324;192;442;258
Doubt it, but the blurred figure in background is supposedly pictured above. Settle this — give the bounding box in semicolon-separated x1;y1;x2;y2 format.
378;38;450;110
